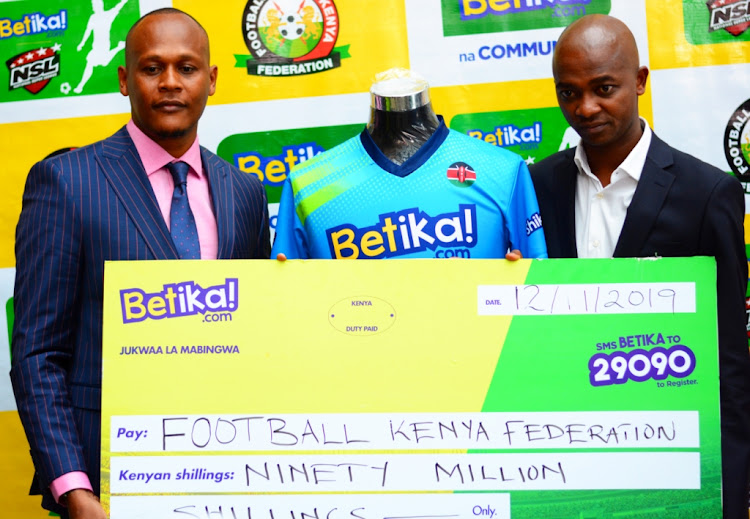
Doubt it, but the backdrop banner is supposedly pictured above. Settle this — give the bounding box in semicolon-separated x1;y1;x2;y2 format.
3;1;749;515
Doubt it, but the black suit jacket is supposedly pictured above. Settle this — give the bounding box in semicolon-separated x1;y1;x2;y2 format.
530;132;750;518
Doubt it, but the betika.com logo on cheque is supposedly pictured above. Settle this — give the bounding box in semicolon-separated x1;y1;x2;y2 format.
120;279;238;324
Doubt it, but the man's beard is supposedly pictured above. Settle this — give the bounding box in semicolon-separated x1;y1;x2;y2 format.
156;128;189;139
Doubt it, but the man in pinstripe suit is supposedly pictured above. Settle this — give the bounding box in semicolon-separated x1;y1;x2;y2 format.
10;8;270;518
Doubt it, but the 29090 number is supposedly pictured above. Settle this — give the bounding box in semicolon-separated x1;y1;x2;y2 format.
588;345;695;387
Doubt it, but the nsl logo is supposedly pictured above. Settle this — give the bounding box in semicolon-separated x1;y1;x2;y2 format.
706;0;750;36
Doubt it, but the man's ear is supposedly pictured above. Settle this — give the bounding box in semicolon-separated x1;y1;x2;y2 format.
636;66;649;96
118;66;128;96
208;65;218;97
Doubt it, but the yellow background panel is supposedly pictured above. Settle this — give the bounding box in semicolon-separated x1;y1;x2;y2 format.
0;114;129;268
176;0;411;104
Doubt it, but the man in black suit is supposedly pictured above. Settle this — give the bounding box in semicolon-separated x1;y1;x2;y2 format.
530;14;750;519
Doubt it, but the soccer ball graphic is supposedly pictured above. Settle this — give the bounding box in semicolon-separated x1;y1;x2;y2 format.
254;0;326;59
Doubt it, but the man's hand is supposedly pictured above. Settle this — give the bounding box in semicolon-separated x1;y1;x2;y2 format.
67;489;106;519
505;249;523;261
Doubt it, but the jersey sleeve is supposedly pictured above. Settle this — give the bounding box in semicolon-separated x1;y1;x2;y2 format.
271;178;310;259
506;159;548;259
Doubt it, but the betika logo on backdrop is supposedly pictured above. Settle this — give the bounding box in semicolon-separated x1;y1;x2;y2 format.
0;9;68;39
461;0;591;20
724;98;750;180
120;279;238;324
467;122;542;150
240;0;350;77
441;0;611;36
450;108;571;166
234;142;324;188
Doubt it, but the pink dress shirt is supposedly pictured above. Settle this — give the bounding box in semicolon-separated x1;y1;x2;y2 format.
50;122;219;503
126;120;218;259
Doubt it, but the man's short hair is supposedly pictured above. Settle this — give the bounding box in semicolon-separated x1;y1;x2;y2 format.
124;8;209;65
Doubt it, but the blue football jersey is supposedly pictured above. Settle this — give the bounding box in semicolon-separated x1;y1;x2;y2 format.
272;119;547;260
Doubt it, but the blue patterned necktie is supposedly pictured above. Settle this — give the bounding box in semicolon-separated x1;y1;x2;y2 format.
167;161;201;259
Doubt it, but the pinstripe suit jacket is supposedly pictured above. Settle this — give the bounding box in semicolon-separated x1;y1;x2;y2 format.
10;126;270;513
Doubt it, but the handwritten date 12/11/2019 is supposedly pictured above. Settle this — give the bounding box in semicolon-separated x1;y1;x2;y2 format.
478;282;695;316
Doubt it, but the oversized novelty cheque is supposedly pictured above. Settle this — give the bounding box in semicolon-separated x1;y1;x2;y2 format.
101;257;722;518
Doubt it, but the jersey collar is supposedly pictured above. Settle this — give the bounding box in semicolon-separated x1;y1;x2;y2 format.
359;116;450;178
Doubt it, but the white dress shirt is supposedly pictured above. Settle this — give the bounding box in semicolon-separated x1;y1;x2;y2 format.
574;120;652;258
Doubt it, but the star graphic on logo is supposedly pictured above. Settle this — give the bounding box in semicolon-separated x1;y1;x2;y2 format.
25;52;34;60
52;43;62;52
525;156;536;165
36;47;47;56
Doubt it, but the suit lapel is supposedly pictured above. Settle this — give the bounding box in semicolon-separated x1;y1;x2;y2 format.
613;134;675;257
555;153;579;257
202;148;235;259
97;127;179;259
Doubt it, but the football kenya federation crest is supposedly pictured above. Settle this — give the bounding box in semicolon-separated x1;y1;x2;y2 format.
242;0;347;77
6;44;61;94
724;98;750;180
447;162;477;187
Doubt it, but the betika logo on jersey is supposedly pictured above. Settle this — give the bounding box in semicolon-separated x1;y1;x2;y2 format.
327;205;477;259
706;0;750;36
120;279;238;324
442;0;611;36
241;0;349;77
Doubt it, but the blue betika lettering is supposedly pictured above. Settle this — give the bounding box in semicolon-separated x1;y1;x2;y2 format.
460;0;591;21
326;205;478;259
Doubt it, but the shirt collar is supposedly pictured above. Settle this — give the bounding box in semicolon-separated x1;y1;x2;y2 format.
573;118;652;183
126;120;204;178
